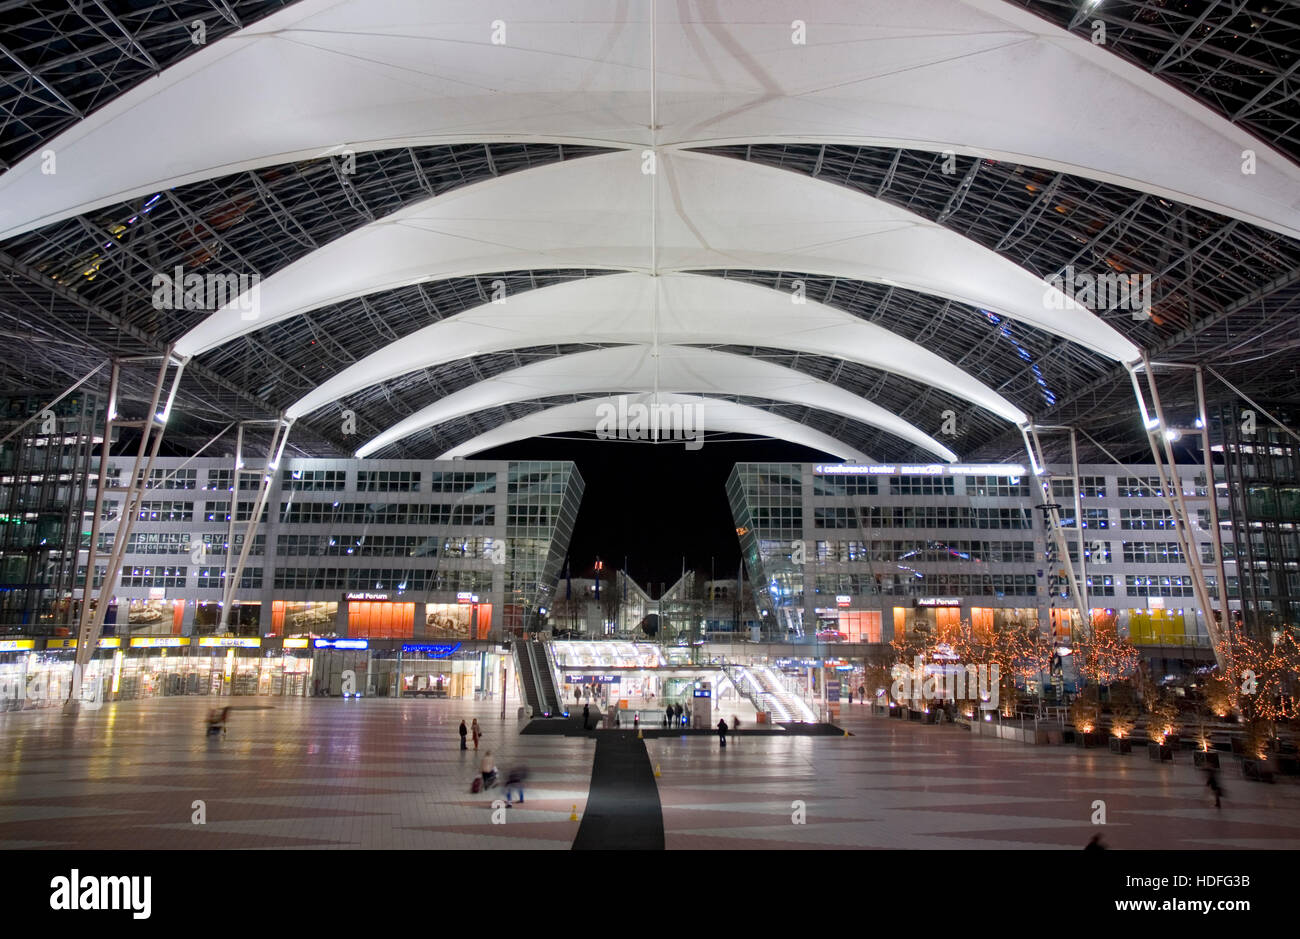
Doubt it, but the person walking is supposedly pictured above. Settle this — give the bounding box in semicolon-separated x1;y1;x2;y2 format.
459;719;468;750
731;714;741;739
471;718;482;750
583;702;590;730
674;702;683;727
1206;768;1224;808
503;765;528;805
858;684;865;701
716;717;728;748
665;703;674;729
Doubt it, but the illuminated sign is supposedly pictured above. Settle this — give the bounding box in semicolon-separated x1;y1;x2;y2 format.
403;642;461;657
456;592;479;604
345;592;388;601
835;595;851;607
314;639;368;650
916;597;962;608
815;463;1027;477
282;638;310;649
45;637;120;650
693;689;712;698
148;587;166;600
130;637;190;648
199;637;261;648
0;640;36;652
565;674;620;684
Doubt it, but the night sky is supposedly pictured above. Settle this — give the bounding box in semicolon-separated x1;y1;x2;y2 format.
480;436;830;595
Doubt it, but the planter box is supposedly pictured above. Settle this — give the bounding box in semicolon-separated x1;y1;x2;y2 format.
907;709;924;722
1241;759;1276;783
887;707;903;719
1074;731;1103;748
1278;756;1299;777
1147;743;1174;762
1192;751;1220;769
1108;738;1132;754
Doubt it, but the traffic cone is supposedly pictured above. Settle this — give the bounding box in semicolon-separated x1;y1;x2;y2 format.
569;804;579;822
654;763;661;777
637;727;643;739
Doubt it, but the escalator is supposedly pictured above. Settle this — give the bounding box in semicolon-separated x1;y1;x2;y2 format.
513;643;544;715
531;640;563;715
752;666;818;722
514;640;563;717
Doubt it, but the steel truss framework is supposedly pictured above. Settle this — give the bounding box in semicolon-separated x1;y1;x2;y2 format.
1014;0;1300;165
0;4;1296;467
0;0;296;171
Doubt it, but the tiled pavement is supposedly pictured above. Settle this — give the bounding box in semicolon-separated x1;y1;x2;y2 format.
0;698;594;849
646;705;1300;849
3;698;1299;849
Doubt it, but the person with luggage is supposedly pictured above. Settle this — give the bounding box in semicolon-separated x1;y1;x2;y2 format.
205;706;230;737
477;750;498;791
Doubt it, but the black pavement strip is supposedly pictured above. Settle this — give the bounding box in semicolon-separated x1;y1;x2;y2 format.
572;733;664;851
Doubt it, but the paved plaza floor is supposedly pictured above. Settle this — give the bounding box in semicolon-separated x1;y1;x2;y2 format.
1;698;1298;850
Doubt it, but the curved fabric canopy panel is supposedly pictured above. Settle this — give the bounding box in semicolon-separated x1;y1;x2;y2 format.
178;150;1139;362
287;272;1027;424
355;345;958;460
4;0;1298;241
438;394;872;462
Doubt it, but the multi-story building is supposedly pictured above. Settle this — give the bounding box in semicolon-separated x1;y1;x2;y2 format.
728;461;1233;674
1211;401;1300;634
0;458;581;704
0;391;105;634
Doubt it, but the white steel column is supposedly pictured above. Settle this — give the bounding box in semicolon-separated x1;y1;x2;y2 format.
65;352;186;715
1128;360;1226;668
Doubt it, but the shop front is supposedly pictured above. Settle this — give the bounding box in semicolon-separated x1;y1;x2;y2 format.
816;596;882;642
345;592;415;639
2;638;117;709
425;597;492;640
271;600;333;636
398;643;507;700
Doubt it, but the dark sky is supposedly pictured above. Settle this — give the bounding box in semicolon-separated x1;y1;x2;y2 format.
480;436;829;594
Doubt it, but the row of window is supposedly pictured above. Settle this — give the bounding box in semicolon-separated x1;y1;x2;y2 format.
274;533;500;558
277;502;496;526
272;568;494;592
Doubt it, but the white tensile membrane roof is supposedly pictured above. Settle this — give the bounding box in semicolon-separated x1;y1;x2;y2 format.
436;394;874;462
177;150;1141;363
285;272;1029;425
3;0;1298;240
353;344;959;461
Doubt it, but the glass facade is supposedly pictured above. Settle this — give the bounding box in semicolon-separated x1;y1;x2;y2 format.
728;462;1225;656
